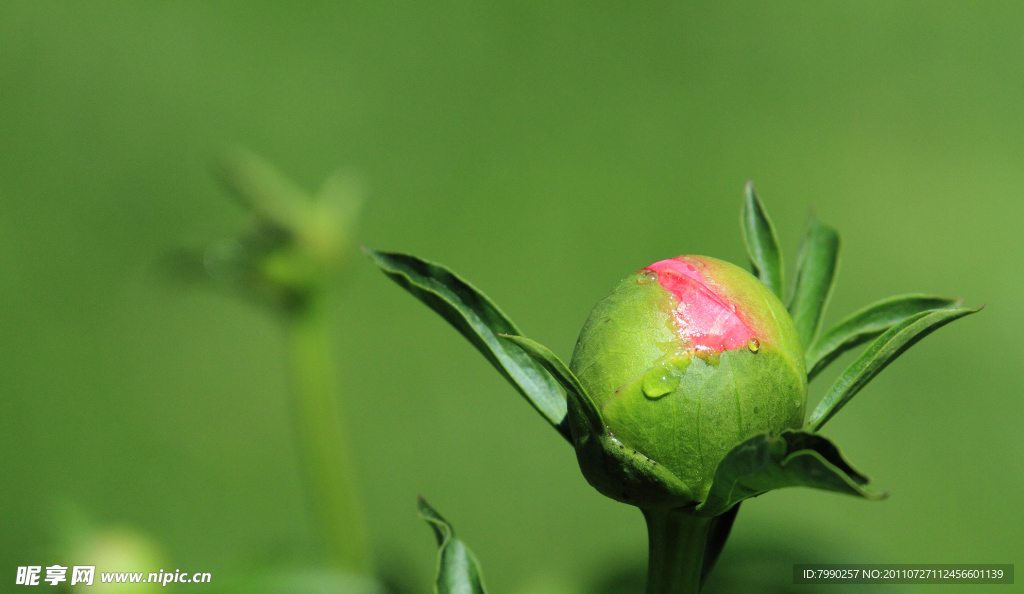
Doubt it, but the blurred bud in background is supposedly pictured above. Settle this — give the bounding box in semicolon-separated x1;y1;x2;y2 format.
197;148;363;314
48;503;167;594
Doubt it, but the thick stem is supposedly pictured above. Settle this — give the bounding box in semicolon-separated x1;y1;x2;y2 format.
643;508;713;594
288;296;371;573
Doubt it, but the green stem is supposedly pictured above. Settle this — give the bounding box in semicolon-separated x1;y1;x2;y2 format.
643;508;712;594
288;296;371;573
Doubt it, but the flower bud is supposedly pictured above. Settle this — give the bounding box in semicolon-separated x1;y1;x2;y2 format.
568;256;806;508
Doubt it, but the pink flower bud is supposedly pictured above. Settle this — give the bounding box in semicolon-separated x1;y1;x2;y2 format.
569;256;807;507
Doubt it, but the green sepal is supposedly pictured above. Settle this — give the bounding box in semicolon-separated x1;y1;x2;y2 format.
574;426;698;509
806;295;961;381
497;334;602;435
741;182;785;299
808;306;980;431
365;250;571;442
789;215;841;348
700;502;740;589
419;497;488;594
694;430;884;517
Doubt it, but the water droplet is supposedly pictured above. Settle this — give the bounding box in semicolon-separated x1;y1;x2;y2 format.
641;362;682;398
637;269;658;285
747;338;760;353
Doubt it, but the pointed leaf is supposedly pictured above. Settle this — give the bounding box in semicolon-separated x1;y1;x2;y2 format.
419;497;488;594
740;182;785;299
700;502;740;589
498;334;603;434
806;295;961;381
365;250;570;441
807;306;979;431
695;430;883;517
789;216;841;347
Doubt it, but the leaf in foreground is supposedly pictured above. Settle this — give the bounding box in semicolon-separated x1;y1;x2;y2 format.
806;294;960;381
365;249;570;441
740;182;785;300
695;430;883;518
788;216;841;348
808;306;980;431
497;333;603;434
419;497;488;594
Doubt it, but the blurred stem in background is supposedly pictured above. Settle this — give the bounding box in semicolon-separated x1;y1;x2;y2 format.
288;293;369;572
176;149;370;573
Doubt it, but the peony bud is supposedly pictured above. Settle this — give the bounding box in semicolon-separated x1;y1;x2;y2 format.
568;256;806;508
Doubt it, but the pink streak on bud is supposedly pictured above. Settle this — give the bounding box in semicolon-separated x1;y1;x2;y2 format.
643;258;756;353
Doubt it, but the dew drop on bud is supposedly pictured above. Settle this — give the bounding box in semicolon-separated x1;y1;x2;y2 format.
637;269;658;285
747;338;760;353
641;362;682;399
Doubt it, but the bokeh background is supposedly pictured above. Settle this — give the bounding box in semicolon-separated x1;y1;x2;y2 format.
1;2;1021;593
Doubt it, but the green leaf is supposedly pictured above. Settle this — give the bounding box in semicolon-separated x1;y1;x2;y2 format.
740;182;785;299
789;216;841;347
497;334;603;436
419;497;488;594
806;295;961;381
807;306;980;431
364;249;571;441
695;430;883;517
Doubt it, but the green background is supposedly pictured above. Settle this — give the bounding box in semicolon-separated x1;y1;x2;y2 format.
1;2;1020;592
